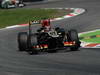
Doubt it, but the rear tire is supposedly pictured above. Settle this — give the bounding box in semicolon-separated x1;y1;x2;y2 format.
27;34;39;55
18;32;28;51
68;29;81;51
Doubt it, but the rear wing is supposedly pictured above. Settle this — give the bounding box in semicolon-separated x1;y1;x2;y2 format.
28;20;41;34
28;20;41;47
28;20;41;36
29;20;41;25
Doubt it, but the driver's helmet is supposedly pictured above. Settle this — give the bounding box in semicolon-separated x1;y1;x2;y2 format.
41;18;50;27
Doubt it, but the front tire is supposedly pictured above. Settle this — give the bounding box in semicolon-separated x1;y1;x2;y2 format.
68;29;81;51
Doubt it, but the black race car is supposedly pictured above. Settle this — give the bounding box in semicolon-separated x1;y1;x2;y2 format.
17;21;81;55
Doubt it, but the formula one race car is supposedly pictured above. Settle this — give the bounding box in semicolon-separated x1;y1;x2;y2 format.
0;0;24;9
17;21;81;55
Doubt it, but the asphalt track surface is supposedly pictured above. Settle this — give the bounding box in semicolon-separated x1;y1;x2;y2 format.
0;0;100;75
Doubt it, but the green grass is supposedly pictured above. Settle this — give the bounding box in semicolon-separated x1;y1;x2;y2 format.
81;38;100;43
79;30;100;43
80;30;100;37
0;8;73;28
